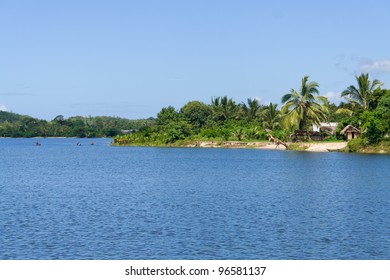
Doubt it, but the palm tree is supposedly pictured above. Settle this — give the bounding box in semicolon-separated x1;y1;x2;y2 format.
281;76;328;131
341;73;382;110
234;127;245;141
211;96;237;122
241;98;262;122
262;102;281;130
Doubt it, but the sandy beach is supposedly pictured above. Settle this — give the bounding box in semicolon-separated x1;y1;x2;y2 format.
188;141;348;152
299;142;348;152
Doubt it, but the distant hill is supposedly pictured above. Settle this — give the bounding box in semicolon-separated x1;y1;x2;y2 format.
0;110;155;138
0;111;25;122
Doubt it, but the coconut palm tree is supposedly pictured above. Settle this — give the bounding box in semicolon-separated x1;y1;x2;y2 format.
211;96;237;122
341;73;382;110
241;98;262;122
281;76;328;131
262;102;281;130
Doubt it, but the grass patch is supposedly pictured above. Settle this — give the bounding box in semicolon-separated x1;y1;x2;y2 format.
287;143;309;151
346;138;390;154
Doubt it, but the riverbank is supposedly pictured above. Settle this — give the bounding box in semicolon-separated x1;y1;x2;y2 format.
113;139;389;154
184;140;348;152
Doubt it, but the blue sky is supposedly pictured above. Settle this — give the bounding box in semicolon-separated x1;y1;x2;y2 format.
1;0;390;120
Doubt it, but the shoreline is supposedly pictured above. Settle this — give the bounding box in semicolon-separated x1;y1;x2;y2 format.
184;141;348;152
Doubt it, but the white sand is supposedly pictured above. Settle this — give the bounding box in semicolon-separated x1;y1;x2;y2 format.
303;142;348;152
191;141;348;152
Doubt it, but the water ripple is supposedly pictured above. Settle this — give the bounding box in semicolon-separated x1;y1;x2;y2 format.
1;139;390;259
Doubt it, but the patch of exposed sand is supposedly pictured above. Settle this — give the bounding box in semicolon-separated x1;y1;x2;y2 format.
301;142;348;152
190;141;347;152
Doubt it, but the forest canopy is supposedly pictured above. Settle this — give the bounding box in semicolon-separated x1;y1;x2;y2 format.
0;111;154;138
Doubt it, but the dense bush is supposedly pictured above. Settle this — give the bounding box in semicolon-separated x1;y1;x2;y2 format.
347;138;367;152
0;111;154;138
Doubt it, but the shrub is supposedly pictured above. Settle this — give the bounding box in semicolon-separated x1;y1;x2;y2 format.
347;138;367;152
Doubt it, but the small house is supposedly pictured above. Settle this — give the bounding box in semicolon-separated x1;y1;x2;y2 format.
121;129;139;135
312;122;338;135
290;130;322;142
340;125;360;140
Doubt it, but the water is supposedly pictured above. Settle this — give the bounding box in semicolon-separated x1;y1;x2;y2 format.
1;138;389;259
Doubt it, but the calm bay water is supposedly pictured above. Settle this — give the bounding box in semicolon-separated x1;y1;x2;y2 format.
1;138;389;259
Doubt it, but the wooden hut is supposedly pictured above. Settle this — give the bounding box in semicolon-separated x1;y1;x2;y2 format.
340;125;360;140
290;130;323;142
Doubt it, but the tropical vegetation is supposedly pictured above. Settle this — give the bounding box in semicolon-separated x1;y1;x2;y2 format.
113;74;389;153
1;73;389;153
0;112;154;138
341;73;383;111
281;76;328;131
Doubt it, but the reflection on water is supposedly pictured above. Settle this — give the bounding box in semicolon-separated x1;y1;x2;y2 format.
1;138;389;259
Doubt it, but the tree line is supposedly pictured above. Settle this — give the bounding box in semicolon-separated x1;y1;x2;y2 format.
114;73;390;148
1;73;389;149
0;112;154;138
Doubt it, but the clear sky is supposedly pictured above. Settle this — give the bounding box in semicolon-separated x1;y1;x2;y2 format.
1;0;390;120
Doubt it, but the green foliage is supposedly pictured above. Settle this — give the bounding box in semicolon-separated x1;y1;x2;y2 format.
287;143;309;151
346;138;390;154
164;120;193;144
364;119;383;144
374;92;390;134
281;76;328;130
240;98;262;122
329;103;352;122
0;113;154;138
234;127;246;141
113;75;388;147
180;101;212;129
199;127;222;139
341;73;383;110
369;89;389;110
270;129;289;142
0;111;24;122
347;138;367;152
211;96;238;123
156;106;180;125
262;102;281;130
345;90;390;144
3;73;388;149
245;126;262;140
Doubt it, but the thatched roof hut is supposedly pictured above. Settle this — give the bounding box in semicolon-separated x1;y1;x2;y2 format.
340;125;360;140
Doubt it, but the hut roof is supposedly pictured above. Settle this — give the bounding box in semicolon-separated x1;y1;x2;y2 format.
340;125;360;135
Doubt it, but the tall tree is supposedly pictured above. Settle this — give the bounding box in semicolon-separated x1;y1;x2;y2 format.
281;76;328;130
211;96;237;122
180;101;211;128
262;102;280;130
341;73;382;110
241;98;262;122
